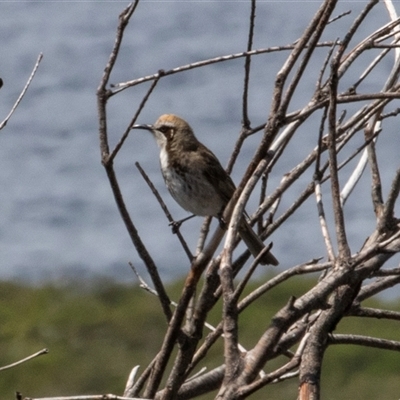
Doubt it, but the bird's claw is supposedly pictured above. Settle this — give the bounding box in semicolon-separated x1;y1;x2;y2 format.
218;215;227;230
169;214;196;234
169;220;182;234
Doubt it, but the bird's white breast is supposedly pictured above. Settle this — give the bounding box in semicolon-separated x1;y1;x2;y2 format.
159;146;169;171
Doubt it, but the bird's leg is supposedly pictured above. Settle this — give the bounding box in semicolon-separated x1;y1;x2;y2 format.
217;212;227;230
169;214;196;234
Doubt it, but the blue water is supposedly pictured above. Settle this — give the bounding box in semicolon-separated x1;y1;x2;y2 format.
0;2;398;283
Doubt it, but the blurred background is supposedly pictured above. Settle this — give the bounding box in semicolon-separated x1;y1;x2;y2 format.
0;1;399;283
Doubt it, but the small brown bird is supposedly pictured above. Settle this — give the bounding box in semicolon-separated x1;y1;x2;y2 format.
132;114;278;266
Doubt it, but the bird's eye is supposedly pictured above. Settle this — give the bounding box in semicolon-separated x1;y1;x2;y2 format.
158;125;175;140
158;125;169;134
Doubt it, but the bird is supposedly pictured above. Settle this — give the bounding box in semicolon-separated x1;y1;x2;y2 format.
132;114;278;266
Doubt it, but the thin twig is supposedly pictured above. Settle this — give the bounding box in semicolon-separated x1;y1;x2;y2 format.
373;267;400;276
0;53;43;130
349;306;400;321
314;181;335;261
314;106;335;261
97;2;138;96
239;260;329;313
97;2;139;159
97;2;172;323
328;41;351;261
111;42;338;94
0;348;48;371
329;333;400;351
365;123;384;220
339;127;383;206
241;0;256;128
379;168;400;232
135;162;193;261
104;167;172;321
109;77;161;163
123;365;141;398
328;10;351;24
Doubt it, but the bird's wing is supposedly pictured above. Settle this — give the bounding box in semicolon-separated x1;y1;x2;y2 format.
198;144;236;205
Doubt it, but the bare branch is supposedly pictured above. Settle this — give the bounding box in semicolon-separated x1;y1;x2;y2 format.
0;348;48;372
97;2;138;96
237;332;310;397
379;168;400;232
328;41;351;261
349;306;400;321
0;53;43;130
123;365;140;398
109;77;160;163
111;43;338;95
135;162;193;261
96;2;172;323
241;0;256;128
329;334;400;351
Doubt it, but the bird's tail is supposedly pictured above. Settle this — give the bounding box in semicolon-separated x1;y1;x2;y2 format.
238;219;279;266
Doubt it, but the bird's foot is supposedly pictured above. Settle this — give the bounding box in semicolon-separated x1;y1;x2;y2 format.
169;215;195;234
217;214;227;230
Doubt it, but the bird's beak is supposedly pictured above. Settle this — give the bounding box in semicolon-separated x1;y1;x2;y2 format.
131;124;154;132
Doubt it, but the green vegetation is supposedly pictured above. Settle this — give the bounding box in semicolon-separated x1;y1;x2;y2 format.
0;275;399;399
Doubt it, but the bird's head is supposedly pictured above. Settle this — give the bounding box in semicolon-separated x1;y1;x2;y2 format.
132;114;197;150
